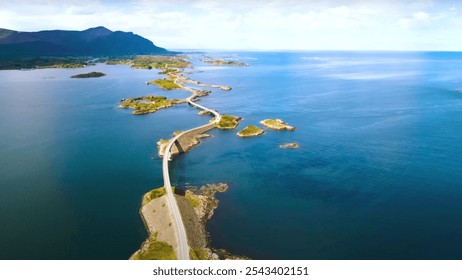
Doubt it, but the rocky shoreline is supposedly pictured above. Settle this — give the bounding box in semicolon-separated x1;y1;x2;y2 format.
156;133;211;158
260;118;296;131
132;183;248;260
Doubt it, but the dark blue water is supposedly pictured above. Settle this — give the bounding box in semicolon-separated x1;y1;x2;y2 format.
1;52;462;259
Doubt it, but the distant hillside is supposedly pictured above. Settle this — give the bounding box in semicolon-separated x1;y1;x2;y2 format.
0;26;171;57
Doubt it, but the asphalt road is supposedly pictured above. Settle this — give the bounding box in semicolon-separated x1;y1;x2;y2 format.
161;74;221;260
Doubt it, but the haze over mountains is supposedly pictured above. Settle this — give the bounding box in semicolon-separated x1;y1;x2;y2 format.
0;26;170;57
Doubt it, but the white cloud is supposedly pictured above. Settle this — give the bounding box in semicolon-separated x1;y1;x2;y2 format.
398;11;432;27
0;0;461;51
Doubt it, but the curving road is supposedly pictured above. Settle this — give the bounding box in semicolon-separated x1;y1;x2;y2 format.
161;73;221;260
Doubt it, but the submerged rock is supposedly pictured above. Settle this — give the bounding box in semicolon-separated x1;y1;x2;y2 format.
280;142;299;149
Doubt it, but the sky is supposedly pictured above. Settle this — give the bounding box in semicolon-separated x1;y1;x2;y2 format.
1;0;462;51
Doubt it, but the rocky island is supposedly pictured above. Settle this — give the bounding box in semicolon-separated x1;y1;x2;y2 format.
260;119;296;131
237;125;264;137
119;95;184;115
280;142;299;149
147;78;181;90
71;71;105;78
213;115;242;129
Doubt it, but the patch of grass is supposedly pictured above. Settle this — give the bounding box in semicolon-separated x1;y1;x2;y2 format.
157;138;169;155
215;115;241;129
158;139;169;145
260;119;296;131
237;125;264;137
173;131;183;136
142;187;166;206
106;59;132;65
158;68;179;75
147;78;181;90
119;95;180;115
107;56;191;70
132;55;191;70
186;193;200;208
131;240;176;260
190;248;209;260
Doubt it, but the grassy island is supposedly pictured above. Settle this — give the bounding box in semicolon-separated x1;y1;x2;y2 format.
119;95;183;115
213;115;241;129
237;125;264;137
260;119;296;131
147;78;181;90
71;71;105;78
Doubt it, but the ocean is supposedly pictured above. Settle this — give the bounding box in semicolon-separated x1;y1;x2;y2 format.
1;51;462;259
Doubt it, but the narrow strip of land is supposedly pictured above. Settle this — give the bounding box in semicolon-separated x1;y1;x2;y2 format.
161;73;221;260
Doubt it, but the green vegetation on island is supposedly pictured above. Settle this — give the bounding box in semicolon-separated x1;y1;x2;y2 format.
71;71;105;78
200;56;249;67
213;115;241;129
190;248;209;260
147;78;181;90
237;125;264;137
156;139;169;157
133;55;191;69
131;232;177;260
119;95;184;115
260;119;296;131
0;57;87;70
185;191;201;208
158;68;180;75
107;55;191;70
105;59;132;66
142;187;167;206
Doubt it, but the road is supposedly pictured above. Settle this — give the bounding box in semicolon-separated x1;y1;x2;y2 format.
161;73;221;260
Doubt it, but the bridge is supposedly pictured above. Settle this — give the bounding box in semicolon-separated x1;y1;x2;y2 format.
161;74;221;260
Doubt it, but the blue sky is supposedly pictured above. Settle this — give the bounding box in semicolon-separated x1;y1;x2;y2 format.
1;0;461;51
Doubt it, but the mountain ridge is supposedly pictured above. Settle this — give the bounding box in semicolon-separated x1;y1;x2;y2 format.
0;26;171;57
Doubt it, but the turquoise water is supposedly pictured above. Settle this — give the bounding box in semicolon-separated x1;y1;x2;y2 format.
1;52;462;259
